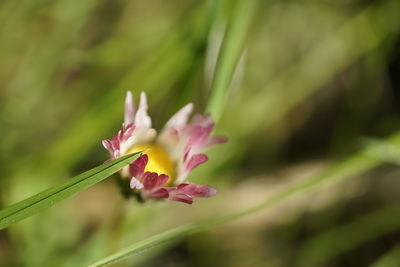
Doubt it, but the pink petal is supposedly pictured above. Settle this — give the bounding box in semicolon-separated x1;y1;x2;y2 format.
206;136;228;147
177;183;217;198
192;114;214;127
169;193;193;204
129;154;148;178
102;140;113;152
111;136;120;150
187;124;214;150
183;145;191;162
130;177;144;189
122;123;136;141
185;154;208;172
102;123;136;159
164;103;193;129
102;139;120;159
166;183;217;204
124;91;135;125
147;188;169;199
142;172;169;190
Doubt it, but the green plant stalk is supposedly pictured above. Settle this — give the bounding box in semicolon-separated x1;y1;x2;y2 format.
89;131;400;267
0;152;141;230
370;243;400;267
296;205;400;266
173;0;223;109
206;0;257;122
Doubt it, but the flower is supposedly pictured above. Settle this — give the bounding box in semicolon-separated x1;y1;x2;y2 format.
102;91;227;204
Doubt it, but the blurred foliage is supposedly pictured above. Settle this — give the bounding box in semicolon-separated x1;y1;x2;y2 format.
1;0;400;266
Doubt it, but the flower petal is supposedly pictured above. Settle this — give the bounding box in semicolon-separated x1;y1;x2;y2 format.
166;183;217;204
102;123;136;159
102;140;114;154
164;103;193;130
135;92;152;130
168;193;193;204
131;92;157;143
188;125;214;147
206;136;228;147
130;177;144;189
147;188;169;199
121;123;136;142
142;172;169;190
129;154;148;178
177;183;217;198
185;153;208;172
192;114;214;127
124;91;135;125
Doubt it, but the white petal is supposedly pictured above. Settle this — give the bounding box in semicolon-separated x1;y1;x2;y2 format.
130;177;144;189
124;91;135;125
134;92;152;129
164;103;193;130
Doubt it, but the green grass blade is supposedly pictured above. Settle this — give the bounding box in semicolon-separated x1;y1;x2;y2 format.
89;131;400;267
370;243;400;267
0;152;141;230
88;224;195;267
206;0;257;122
296;205;400;266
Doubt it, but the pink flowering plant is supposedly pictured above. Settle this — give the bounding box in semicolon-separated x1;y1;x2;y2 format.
102;91;227;204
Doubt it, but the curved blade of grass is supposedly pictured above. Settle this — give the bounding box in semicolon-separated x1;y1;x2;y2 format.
296;204;400;266
206;0;257;122
89;131;400;267
0;152;141;230
370;243;400;267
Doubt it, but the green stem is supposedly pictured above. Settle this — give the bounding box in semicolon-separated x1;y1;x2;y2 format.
206;0;257;122
370;243;400;267
89;131;400;267
0;153;140;230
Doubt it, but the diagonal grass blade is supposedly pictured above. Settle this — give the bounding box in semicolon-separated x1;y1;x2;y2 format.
89;130;400;266
0;152;141;230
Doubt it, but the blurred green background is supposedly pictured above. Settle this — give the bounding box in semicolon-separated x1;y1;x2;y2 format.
1;0;400;266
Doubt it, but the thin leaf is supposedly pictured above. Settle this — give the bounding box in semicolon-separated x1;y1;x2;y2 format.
89;131;400;267
370;243;400;267
206;0;257;122
296;205;400;266
0;152;141;230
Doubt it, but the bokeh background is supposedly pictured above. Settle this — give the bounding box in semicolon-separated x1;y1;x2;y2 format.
1;0;400;266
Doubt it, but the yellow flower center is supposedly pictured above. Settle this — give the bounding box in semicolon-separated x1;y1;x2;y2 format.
127;144;175;182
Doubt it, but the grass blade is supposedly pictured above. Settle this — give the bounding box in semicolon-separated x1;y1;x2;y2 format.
89;131;400;267
0;152;141;230
88;224;195;267
296;205;400;266
370;243;400;267
206;0;257;121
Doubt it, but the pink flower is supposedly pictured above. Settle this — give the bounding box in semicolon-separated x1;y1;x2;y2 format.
102;91;227;204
